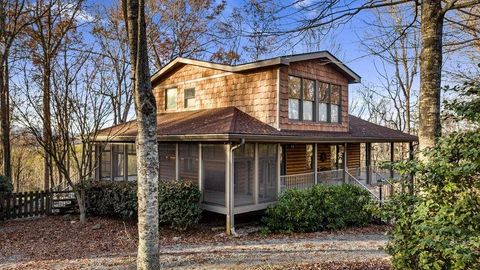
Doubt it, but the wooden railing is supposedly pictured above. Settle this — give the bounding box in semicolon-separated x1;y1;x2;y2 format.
0;191;51;220
0;190;77;221
280;172;315;192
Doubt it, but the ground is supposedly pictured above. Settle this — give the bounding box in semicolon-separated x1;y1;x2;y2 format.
0;216;391;269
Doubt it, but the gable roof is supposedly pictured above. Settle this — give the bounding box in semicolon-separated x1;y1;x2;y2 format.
96;107;417;143
151;51;361;84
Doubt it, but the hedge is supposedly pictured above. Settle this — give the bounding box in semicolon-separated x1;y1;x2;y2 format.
85;180;202;230
262;184;377;232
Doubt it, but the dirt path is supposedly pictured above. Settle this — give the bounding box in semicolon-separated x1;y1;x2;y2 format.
0;216;390;269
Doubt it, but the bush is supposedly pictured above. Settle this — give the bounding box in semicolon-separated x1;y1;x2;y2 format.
384;81;480;270
0;175;12;198
85;180;202;230
262;184;377;232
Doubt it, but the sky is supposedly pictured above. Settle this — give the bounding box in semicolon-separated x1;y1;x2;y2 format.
86;0;477;105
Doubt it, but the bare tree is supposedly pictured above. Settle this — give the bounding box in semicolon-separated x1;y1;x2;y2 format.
0;0;35;182
122;0;159;268
268;0;480;158
25;0;84;190
92;4;133;125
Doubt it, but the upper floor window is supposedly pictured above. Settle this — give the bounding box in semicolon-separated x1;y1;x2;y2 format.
288;75;342;123
288;76;301;120
184;88;195;108
165;88;177;110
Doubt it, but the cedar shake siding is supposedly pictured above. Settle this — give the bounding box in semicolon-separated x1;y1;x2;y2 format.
153;64;278;127
279;59;349;132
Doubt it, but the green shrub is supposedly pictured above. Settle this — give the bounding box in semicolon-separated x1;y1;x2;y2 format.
262;184;377;232
0;175;12;198
85;180;202;230
384;81;480;270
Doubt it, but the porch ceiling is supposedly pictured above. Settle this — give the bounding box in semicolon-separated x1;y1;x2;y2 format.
95;107;417;143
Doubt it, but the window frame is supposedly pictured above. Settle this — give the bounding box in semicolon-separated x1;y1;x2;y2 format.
288;75;317;122
165;88;177;110
184;88;195;108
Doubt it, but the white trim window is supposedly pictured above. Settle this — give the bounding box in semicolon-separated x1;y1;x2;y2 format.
184;88;195;108
165;88;177;110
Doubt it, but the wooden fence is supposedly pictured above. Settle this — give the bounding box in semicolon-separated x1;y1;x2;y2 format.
0;191;52;220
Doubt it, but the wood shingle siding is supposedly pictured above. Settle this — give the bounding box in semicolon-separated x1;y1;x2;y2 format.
154;65;278;127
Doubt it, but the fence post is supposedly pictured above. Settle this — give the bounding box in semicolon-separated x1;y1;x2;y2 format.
34;191;39;216
40;191;45;215
46;190;52;215
0;196;4;221
23;192;28;218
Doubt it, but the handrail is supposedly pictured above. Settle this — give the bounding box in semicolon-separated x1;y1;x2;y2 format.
345;170;380;201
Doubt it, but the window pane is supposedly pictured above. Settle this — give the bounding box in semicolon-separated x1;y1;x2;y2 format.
165;88;177;110
159;143;176;181
202;144;226;206
303;79;315;101
184;88;195;108
179;143;198;183
318;82;329;103
288;99;299;119
112;145;124;180
126;144;137;179
318;103;328;122
234;144;255;206
258;144;277;203
303;100;313;121
288;76;301;98
331;85;341;105
100;144;111;180
331;104;339;123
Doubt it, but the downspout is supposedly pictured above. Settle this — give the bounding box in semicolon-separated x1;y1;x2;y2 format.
228;138;245;236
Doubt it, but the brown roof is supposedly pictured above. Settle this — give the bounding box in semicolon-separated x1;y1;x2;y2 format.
96;107;417;143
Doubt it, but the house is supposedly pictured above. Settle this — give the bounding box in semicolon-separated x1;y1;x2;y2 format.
94;51;417;234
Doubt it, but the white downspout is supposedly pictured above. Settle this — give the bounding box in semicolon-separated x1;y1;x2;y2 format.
228;138;245;236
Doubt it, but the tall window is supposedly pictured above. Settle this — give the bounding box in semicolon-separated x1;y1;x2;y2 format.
288;76;301;120
184;88;195;108
112;145;125;180
179;143;198;182
318;82;329;122
303;79;315;121
165;88;177;110
127;144;137;180
330;84;341;123
100;144;111;180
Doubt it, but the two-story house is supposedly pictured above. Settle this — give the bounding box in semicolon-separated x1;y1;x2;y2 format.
94;51;417;233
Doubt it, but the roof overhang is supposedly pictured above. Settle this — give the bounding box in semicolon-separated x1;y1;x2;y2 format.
94;133;417;144
151;51;361;84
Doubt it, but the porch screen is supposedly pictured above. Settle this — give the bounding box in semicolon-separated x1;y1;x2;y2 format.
127;144;137;181
112;145;125;181
234;144;254;206
178;143;198;183
159;143;176;181
100;144;111;180
202;144;226;206
258;144;278;203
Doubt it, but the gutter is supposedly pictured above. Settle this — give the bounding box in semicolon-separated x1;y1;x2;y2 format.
227;138;245;236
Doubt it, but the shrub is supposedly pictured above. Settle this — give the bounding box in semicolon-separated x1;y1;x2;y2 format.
85;180;202;230
384;81;480;270
262;184;377;232
0;175;13;198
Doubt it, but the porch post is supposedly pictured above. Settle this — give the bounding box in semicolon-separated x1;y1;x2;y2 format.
408;142;414;195
110;144;114;181
254;143;259;205
225;144;234;236
313;143;318;185
390;142;394;178
366;142;372;184
343;143;348;182
277;144;282;195
123;144;128;181
175;143;179;180
198;143;203;200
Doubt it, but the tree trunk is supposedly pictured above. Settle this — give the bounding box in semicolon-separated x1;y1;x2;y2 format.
123;0;160;269
43;60;52;190
75;188;86;224
418;0;443;159
0;0;11;182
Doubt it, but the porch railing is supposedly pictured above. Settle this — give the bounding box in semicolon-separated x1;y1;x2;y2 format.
280;172;315;192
